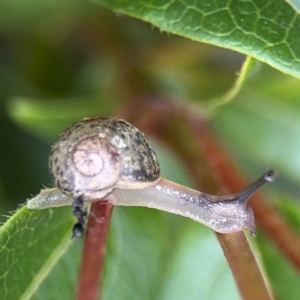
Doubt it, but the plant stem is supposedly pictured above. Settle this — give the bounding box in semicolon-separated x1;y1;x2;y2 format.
76;201;113;300
217;232;273;300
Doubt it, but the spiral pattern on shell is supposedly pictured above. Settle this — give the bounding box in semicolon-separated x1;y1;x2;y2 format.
49;117;160;201
73;136;119;177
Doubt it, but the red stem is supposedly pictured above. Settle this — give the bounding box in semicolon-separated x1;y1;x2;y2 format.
76;201;113;300
216;232;273;300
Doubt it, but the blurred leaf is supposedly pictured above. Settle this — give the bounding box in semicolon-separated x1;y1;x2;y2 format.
157;222;240;300
0;118;51;227
143;40;244;105
97;0;300;79
0;0;87;34
6;96;116;142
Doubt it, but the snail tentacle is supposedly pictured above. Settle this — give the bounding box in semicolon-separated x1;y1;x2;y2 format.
235;170;275;204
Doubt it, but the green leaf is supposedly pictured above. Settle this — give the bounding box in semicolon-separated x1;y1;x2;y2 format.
31;239;82;300
0;202;240;300
0;206;75;300
286;0;300;14
103;208;240;300
157;222;240;300
96;0;300;79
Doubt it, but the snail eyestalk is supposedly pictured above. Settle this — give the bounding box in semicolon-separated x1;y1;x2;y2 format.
236;170;275;204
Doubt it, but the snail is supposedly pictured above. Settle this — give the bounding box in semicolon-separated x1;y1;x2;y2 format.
27;117;275;238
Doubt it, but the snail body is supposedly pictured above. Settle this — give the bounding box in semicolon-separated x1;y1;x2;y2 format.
27;117;275;237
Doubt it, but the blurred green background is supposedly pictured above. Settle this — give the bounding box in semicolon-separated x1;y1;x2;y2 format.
0;0;246;222
1;1;300;300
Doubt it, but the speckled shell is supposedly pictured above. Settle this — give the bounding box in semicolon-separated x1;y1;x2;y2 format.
49;117;160;202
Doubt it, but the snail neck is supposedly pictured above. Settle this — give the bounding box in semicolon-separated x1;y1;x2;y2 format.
109;172;274;236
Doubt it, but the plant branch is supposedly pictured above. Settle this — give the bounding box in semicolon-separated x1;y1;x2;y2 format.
76;201;113;300
216;232;273;300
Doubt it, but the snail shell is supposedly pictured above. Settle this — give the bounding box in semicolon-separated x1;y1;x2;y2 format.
49;117;160;202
